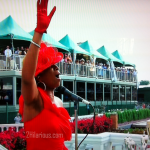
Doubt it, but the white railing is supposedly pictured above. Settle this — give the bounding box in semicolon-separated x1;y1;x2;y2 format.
65;133;146;150
0;55;25;71
0;123;24;132
0;123;146;150
0;145;7;150
70;114;103;122
57;62;137;83
0;55;137;83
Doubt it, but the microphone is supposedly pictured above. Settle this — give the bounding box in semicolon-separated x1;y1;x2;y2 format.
57;86;90;105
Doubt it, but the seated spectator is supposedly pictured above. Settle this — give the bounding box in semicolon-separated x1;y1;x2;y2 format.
15;47;20;54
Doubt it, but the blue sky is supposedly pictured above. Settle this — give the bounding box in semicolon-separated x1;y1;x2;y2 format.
0;0;150;81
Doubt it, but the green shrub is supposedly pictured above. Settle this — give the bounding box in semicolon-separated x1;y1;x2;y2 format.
116;109;150;124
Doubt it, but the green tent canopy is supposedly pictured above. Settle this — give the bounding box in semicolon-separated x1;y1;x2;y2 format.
112;50;135;67
29;31;69;51
97;46;123;64
0;15;32;41
59;34;90;55
78;41;108;60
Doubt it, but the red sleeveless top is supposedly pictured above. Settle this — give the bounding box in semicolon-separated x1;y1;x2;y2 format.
19;87;72;150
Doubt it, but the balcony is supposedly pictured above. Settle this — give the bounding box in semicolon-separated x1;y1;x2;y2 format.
0;55;137;83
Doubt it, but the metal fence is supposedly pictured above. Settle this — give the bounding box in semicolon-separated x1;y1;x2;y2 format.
57;62;137;82
0;55;137;83
0;55;25;71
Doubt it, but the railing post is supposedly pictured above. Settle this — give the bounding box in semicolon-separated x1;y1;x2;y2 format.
6;102;8;124
16;127;19;132
93;143;104;150
1;127;4;132
107;142;112;150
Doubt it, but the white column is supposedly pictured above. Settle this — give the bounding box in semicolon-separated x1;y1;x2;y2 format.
93;143;104;150
107;142;112;150
13;76;16;106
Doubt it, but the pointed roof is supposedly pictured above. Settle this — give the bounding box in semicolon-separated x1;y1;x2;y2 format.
78;41;108;60
59;34;90;55
0;15;32;41
97;46;123;64
112;50;135;66
29;30;69;51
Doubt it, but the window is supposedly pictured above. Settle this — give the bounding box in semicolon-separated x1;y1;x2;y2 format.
62;81;73;102
126;86;131;101
87;83;94;101
120;85;125;101
17;78;21;104
138;94;144;102
96;83;103;101
113;85;119;101
104;84;110;101
0;77;13;105
132;86;137;100
77;82;85;99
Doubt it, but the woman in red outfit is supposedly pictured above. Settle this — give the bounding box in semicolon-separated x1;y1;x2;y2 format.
19;0;72;149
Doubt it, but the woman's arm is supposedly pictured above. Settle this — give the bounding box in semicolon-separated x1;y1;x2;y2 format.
21;0;56;105
21;32;42;105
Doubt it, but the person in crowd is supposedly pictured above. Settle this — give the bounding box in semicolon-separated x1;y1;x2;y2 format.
19;1;71;149
19;46;26;55
75;59;79;64
86;60;91;76
64;53;68;63
25;47;29;54
95;62;98;67
67;54;72;63
86;60;91;66
60;54;64;62
143;103;146;109
66;55;72;74
15;47;20;54
4;46;12;69
97;63;102;78
127;68;130;80
75;59;80;75
87;104;90;114
80;58;85;75
133;69;137;82
89;61;95;77
14;113;22;124
103;64;107;78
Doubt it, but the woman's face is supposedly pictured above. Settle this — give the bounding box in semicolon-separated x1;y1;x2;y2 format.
39;65;60;90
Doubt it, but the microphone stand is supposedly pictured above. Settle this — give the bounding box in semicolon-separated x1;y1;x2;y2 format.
74;101;78;150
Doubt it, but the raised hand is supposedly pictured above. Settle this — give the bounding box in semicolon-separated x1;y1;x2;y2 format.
35;0;56;34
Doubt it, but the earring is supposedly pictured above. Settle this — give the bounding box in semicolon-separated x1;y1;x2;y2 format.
37;82;46;91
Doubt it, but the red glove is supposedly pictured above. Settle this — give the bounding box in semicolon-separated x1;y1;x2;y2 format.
35;0;56;34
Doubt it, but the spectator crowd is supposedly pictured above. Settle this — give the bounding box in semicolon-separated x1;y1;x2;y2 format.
0;46;137;82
